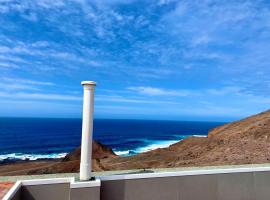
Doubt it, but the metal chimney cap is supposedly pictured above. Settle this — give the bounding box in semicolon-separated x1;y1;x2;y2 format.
81;81;96;86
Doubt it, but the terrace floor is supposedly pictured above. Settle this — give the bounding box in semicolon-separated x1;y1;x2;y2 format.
1;163;270;183
0;182;14;199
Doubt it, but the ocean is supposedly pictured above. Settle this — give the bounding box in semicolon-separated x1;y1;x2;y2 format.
0;118;224;161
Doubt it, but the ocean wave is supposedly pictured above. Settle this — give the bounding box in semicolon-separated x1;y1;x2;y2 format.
134;140;179;154
173;134;207;139
113;150;130;156
0;152;68;161
114;139;179;156
193;135;207;137
113;134;207;156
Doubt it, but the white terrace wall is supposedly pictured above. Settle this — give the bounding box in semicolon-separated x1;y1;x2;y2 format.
5;166;270;200
70;179;100;200
5;178;100;200
6;178;71;200
100;167;270;200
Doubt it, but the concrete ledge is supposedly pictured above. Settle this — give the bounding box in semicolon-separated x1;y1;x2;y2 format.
100;166;270;181
21;177;73;186
70;179;101;188
3;163;270;183
3;181;22;200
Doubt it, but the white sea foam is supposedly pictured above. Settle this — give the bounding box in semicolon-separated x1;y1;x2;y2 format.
114;150;130;156
0;152;68;161
193;135;207;138
134;140;179;154
113;134;207;156
113;140;180;156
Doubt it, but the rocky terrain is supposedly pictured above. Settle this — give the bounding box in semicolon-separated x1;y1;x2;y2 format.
1;109;270;175
0;141;117;176
102;109;270;170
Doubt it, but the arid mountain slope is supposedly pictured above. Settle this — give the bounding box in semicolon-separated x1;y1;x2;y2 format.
100;109;270;170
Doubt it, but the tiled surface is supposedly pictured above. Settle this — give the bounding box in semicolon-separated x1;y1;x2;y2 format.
0;182;14;200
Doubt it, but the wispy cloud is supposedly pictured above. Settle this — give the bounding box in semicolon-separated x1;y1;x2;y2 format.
0;0;270;119
0;77;55;91
205;87;242;96
0;91;81;101
2;77;54;86
127;86;196;97
96;94;182;105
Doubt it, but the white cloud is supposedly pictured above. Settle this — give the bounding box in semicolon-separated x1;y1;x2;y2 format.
0;77;55;91
127;85;270;102
0;91;81;101
2;77;54;86
0;0;270;120
36;0;65;9
190;34;212;47
128;86;196;97
0;83;39;91
205;87;242;96
0;62;19;69
96;94;182;105
0;40;101;73
158;0;177;6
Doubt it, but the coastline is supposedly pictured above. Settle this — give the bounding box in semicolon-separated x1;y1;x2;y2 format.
0;153;68;163
0;118;220;163
2;109;270;176
0;135;209;176
0;134;207;163
0;158;62;165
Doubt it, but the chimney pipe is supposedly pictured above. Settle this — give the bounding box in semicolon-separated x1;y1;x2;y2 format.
80;81;96;181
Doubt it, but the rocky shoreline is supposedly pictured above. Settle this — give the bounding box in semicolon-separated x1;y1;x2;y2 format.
1;109;270;176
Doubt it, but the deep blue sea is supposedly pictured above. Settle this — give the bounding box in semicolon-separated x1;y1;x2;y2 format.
0;118;224;161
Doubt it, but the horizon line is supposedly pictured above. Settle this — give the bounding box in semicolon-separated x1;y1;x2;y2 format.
0;116;231;123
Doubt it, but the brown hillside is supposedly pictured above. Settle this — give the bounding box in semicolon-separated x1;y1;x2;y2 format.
100;109;270;170
63;140;117;161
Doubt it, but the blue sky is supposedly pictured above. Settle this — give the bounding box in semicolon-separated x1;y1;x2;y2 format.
0;0;270;121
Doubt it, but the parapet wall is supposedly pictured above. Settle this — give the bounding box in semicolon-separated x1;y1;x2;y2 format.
5;166;270;200
101;170;269;200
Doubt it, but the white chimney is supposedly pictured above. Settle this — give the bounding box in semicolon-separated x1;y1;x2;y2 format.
80;81;96;181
